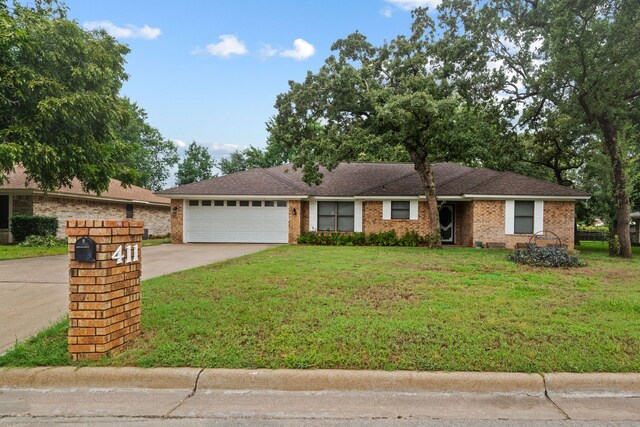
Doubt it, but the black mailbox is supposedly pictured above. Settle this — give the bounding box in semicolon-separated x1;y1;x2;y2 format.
75;236;96;262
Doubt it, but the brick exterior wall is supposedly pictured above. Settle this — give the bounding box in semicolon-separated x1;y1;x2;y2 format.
362;201;435;235
287;200;308;244
170;199;184;244
543;201;575;250
471;200;575;250
454;202;473;247
168;196;575;249
66;220;143;361
472;200;506;246
31;196;169;238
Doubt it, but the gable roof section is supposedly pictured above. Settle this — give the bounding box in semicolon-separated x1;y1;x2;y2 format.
158;162;590;199
0;166;170;206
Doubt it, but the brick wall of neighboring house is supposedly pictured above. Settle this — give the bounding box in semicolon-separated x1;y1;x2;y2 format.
362;201;434;235
31;195;169;239
0;195;33;244
12;195;34;215
170;199;183;244
471;199;575;249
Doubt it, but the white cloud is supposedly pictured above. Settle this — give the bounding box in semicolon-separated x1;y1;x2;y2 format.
203;35;248;57
83;21;161;40
208;143;246;157
259;43;279;59
380;6;394;17
385;0;440;11
280;38;316;61
173;139;188;149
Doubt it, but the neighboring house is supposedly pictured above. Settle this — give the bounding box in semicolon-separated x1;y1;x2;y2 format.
158;162;590;249
0;167;170;244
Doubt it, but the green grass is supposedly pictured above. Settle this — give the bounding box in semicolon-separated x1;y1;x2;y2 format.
0;244;67;261
2;244;639;372
0;237;168;261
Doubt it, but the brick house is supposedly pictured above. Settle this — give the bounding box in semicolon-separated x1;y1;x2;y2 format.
0;167;170;244
158;162;590;249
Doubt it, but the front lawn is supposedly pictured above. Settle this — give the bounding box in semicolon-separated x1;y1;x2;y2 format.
0;244;67;261
1;244;638;372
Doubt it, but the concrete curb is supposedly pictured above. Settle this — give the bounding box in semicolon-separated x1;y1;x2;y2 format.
197;369;544;395
2;368;638;397
545;373;640;397
0;367;200;389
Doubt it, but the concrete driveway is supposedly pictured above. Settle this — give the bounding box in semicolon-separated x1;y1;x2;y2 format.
0;244;278;353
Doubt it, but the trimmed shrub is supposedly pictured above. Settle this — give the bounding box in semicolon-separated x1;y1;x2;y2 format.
297;230;440;248
18;235;67;247
10;215;58;243
508;246;584;268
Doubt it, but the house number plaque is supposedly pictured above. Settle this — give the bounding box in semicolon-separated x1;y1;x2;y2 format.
111;244;139;265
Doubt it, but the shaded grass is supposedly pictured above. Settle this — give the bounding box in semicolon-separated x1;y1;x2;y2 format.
0;237;168;261
0;244;67;261
1;245;639;372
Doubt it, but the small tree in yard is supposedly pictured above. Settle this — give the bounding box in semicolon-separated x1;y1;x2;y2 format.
271;9;502;245
176;141;215;185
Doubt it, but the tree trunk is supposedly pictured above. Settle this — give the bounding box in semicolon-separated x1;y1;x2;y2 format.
597;115;632;258
408;149;442;248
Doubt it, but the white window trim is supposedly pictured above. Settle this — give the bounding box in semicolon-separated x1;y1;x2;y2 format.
383;200;418;221
382;201;391;220
409;200;418;220
505;200;544;235
354;201;363;232
309;199;318;231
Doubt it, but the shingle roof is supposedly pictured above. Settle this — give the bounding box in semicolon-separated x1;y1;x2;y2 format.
158;162;590;199
0;166;170;206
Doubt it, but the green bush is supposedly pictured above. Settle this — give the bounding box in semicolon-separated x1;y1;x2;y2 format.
298;230;440;248
18;235;68;247
10;215;58;243
508;246;584;268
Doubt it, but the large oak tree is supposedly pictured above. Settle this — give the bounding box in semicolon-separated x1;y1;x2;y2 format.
272;9;503;243
438;0;640;257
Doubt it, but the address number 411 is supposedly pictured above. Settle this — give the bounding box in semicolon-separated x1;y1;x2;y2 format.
111;244;139;265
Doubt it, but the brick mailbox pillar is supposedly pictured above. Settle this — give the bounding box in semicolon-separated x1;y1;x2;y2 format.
65;220;144;361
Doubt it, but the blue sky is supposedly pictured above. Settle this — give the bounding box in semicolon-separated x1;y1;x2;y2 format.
62;0;437;173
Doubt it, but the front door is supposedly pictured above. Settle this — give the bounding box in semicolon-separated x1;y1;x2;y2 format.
439;204;455;243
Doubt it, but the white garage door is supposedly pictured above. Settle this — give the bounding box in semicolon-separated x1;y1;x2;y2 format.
184;200;289;243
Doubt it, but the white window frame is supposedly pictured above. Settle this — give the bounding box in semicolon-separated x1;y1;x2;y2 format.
505;200;544;235
383;200;418;220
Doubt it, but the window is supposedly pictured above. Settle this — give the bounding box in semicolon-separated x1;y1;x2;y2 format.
227;200;237;207
0;195;9;229
126;203;134;218
252;201;262;207
514;201;534;234
214;200;224;207
201;200;212;207
239;201;250;207
391;201;410;219
188;200;199;207
277;201;287;207
264;201;275;207
318;202;354;232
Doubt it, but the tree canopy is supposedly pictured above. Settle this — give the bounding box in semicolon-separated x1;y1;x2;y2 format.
0;0;135;194
176;141;215;185
437;0;640;257
271;9;505;241
115;99;179;191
